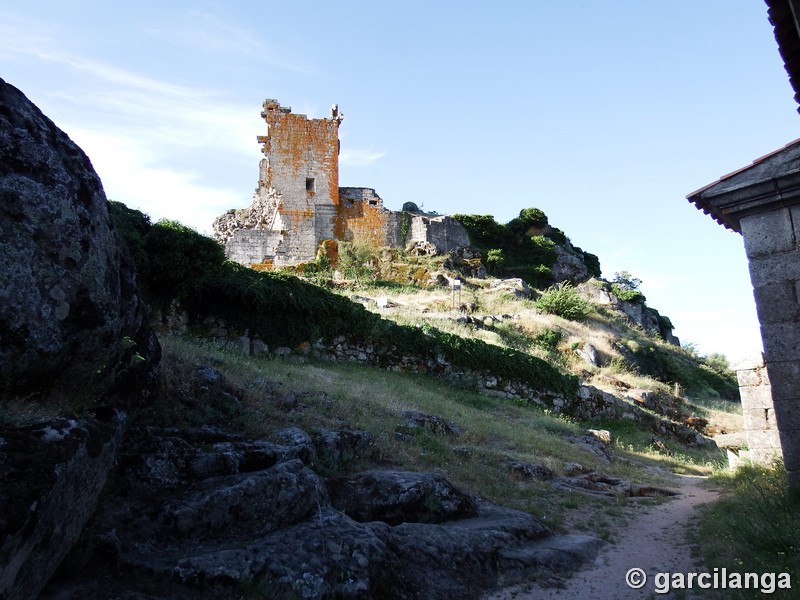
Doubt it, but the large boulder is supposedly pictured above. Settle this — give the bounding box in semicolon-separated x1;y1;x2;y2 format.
0;77;159;402
0;409;126;600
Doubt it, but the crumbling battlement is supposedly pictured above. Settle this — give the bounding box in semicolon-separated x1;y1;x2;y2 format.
213;99;469;268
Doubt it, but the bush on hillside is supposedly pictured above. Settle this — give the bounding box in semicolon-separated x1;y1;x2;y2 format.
534;329;563;352
526;235;558;266
580;251;602;278
484;248;505;274
506;207;548;235
535;282;591;321
610;271;646;303
610;283;645;303
145;220;226;305
452;214;507;249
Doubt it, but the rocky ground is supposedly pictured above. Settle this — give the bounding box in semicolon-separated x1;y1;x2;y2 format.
34;420;604;599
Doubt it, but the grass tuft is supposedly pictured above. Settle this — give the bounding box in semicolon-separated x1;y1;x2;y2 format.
694;461;800;599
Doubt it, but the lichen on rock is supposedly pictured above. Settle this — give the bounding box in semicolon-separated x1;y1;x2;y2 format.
0;77;159;404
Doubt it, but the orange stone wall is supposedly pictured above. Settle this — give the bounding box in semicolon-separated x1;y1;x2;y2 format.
219;99;469;269
335;187;402;248
256;100;342;264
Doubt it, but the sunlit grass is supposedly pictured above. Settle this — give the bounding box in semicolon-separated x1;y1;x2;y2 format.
147;334;732;538
693;462;800;599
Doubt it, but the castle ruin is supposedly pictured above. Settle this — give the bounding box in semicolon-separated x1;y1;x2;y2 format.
213;99;469;268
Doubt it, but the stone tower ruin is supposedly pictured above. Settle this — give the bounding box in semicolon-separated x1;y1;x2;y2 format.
213;99;469;268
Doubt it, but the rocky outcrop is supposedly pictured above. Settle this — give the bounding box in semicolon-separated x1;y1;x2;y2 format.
0;77;159;402
0;409;126;600
550;244;590;284
328;469;478;525
41;425;603;599
576;280;680;347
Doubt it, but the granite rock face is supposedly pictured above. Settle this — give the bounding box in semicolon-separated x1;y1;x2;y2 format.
0;409;126;600
0;77;159;402
40;425;603;599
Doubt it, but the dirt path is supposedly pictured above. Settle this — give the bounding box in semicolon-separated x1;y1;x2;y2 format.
484;473;720;600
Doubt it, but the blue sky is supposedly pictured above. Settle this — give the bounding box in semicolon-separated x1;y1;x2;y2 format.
2;1;798;363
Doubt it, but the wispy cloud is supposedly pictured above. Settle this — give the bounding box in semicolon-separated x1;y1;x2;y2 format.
340;147;387;167
0;13;265;231
144;9;314;74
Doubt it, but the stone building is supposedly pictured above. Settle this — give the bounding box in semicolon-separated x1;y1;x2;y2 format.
213;99;469;268
686;0;800;486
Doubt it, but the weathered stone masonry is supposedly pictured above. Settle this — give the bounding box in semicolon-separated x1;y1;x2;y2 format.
213;99;469;267
688;139;800;483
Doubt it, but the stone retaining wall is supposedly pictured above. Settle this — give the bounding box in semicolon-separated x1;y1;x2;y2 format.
203;323;711;447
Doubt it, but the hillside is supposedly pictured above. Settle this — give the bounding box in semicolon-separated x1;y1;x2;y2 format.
9;200;744;600
110;201;739;413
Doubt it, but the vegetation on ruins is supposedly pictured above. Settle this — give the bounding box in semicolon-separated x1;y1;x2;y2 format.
110;201;578;397
453;208;601;287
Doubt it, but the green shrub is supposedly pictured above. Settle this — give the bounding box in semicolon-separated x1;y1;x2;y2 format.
506;207;548;235
338;240;377;284
581;252;602;278
657;314;674;333
610;283;645;303
484;248;505;274
145;219;226;305
509;264;552;288
534;329;563;351
108;200;151;281
697;462;800;598
545;227;567;245
610;271;646;303
527;235;558;266
535;282;591;321
452;214;507;249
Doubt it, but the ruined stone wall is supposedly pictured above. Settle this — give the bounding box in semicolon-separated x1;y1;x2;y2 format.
257;100;342;264
213;99;470;268
408;215;471;253
225;229;284;269
736;355;782;464
336;188;402;248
